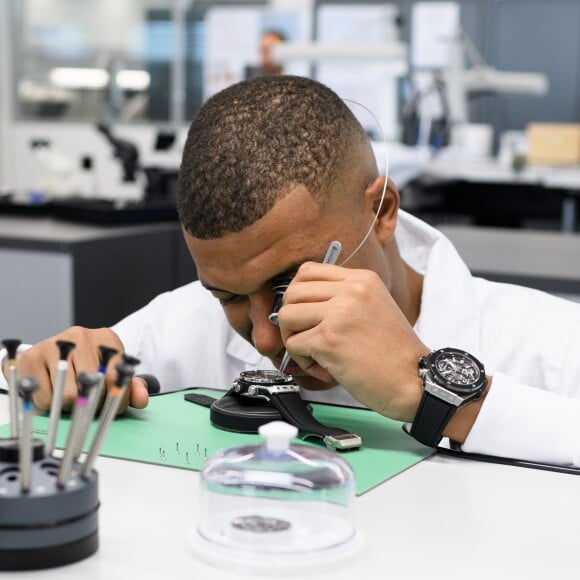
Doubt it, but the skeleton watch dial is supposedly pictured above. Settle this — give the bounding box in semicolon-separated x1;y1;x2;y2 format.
422;348;486;395
434;351;480;385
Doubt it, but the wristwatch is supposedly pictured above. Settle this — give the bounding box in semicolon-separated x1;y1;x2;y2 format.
232;370;362;451
409;348;487;447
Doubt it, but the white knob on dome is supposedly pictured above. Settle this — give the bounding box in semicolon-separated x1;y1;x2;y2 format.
258;421;298;451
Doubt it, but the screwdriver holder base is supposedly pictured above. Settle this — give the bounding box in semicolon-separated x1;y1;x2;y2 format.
0;438;99;571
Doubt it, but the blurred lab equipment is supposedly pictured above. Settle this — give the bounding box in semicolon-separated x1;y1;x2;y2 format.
444;31;548;125
96;122;139;183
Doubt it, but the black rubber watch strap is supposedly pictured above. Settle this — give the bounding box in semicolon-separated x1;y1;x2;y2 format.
269;391;342;436
410;391;457;447
269;391;361;450
184;393;218;408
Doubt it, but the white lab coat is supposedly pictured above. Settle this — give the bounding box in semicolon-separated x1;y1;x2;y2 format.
112;210;580;466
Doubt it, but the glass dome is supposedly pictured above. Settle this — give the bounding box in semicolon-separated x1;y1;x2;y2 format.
191;421;361;574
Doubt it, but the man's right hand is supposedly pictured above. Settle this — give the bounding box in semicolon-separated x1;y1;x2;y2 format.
8;326;149;414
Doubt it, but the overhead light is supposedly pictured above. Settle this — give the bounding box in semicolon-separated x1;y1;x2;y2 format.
116;70;151;91
18;80;75;103
49;67;110;89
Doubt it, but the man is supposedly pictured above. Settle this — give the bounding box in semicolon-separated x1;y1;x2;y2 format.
245;30;286;79
4;76;580;465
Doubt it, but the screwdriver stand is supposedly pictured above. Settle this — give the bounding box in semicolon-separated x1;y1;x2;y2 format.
0;437;99;571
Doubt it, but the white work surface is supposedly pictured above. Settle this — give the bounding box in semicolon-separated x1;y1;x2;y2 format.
422;156;580;188
437;225;580;282
421;157;580;232
1;397;579;580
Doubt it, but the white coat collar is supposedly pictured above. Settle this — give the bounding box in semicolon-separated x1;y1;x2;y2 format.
397;211;482;355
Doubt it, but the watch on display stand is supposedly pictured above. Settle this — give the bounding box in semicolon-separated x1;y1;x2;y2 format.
210;370;361;452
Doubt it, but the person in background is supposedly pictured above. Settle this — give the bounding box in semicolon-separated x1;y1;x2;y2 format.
246;29;286;78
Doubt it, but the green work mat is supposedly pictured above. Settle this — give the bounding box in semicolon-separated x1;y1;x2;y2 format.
2;388;433;495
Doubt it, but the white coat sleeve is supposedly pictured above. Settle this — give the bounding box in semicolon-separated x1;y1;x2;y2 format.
462;372;580;466
111;281;267;393
462;297;580;466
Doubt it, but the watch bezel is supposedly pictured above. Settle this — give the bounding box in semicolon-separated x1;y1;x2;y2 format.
233;369;297;399
420;348;487;397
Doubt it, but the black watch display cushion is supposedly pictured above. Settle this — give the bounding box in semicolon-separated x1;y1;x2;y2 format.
222;370;362;451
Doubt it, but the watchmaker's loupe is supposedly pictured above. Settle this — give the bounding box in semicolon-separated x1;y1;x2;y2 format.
268;275;293;326
190;421;362;575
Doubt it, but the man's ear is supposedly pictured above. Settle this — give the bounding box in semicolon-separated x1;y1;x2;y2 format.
364;176;399;242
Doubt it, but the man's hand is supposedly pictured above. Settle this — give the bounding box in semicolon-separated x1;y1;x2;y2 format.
9;327;149;414
278;262;429;422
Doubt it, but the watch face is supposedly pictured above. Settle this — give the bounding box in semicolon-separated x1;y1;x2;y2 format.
429;349;485;394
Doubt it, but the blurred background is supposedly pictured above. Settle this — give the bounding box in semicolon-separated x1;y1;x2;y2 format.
1;0;578;200
1;0;579;341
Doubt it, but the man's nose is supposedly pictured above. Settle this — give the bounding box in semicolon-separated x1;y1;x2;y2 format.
250;293;284;358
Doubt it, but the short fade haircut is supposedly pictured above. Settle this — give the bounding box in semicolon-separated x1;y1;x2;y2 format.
177;75;369;239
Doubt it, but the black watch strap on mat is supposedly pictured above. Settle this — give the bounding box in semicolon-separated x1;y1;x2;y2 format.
269;391;361;451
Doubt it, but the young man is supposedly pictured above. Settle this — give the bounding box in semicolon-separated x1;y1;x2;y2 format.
6;76;580;465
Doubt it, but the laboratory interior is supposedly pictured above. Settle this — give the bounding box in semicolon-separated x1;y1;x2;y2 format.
1;0;579;578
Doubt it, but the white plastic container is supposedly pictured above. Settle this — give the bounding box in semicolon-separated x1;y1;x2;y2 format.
450;123;494;159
